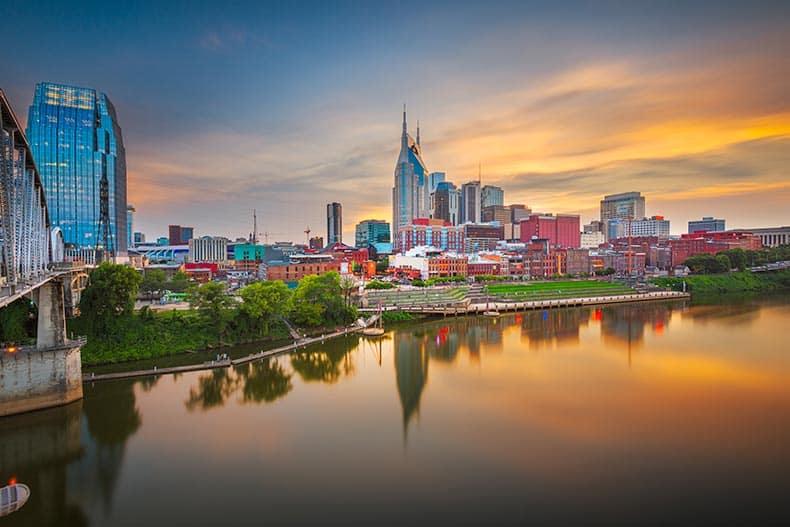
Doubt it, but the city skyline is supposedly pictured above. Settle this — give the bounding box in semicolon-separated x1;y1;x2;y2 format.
2;1;789;243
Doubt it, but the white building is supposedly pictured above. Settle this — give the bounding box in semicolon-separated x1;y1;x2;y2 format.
580;231;605;248
188;236;228;263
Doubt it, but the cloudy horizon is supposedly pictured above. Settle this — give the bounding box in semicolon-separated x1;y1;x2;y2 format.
2;0;788;243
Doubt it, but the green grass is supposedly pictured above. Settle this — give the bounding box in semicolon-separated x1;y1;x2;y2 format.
652;270;790;295
484;280;635;301
366;286;469;307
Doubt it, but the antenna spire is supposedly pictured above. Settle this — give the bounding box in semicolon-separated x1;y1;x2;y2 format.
478;162;482;184
416;119;420;146
252;209;257;245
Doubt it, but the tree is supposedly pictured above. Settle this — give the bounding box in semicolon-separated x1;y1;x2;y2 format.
79;262;142;335
716;254;731;272
719;248;746;271
289;272;356;327
188;281;236;338
339;274;357;307
168;271;191;293
375;257;389;274
140;269;167;295
238;280;291;336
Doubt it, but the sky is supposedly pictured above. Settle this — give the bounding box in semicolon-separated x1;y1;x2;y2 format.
1;0;788;242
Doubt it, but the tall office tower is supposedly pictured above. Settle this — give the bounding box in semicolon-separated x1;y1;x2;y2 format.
426;172;445;215
688;216;725;234
481;185;504;208
355;219;391;247
392;108;429;247
460;181;482;224
27;82;127;256
168;224;194;245
510;204;531;223
432;181;461;225
599;192;645;222
327;202;342;244
127;204;135;248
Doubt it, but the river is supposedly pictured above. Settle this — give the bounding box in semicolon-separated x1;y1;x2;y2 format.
2;296;789;526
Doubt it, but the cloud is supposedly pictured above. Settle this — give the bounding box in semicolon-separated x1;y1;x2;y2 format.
132;24;790;240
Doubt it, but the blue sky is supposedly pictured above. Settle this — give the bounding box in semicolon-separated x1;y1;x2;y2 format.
2;0;789;242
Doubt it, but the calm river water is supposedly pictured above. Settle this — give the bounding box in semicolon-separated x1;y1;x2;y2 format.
2;296;790;526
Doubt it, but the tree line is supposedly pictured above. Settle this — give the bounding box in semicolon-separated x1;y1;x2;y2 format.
74;263;358;364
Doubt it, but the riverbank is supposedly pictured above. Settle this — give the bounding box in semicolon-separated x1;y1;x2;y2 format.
652;270;790;295
70;308;297;366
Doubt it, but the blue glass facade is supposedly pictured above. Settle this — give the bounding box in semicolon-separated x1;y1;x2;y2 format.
392;109;430;248
26;82;127;254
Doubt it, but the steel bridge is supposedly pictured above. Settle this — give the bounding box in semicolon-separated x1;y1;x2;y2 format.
0;89;86;417
0;88;90;336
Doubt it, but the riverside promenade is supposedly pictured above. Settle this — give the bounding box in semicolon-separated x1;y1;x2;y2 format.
82;316;379;383
359;290;690;315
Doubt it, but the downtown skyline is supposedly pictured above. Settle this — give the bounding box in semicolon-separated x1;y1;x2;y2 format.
1;1;788;243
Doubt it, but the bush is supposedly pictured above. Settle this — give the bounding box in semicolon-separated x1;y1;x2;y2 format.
365;280;395;290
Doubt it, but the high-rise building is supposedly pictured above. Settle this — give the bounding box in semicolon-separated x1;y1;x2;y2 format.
134;232;146;245
355;219;390;247
127;205;135;249
606;216;670;241
189;236;228;263
427;172;446;215
520;214;581;248
600;192;645;222
392;108;429;247
460;181;481;224
27;82;127;255
327;202;342;244
688;217;725;234
510;204;531;223
432;181;461;225
631;216;670;240
481;185;504;208
482;205;511;224
168;224;194;245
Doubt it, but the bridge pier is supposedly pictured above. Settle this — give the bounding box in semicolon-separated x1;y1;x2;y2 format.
34;280;66;350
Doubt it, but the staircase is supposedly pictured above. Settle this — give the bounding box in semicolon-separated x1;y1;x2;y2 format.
466;282;488;304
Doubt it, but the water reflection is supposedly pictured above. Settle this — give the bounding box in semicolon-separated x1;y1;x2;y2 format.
184;336;360;411
4;296;789;525
290;335;358;383
0;379;143;527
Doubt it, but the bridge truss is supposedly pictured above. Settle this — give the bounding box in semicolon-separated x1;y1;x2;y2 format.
0;90;52;300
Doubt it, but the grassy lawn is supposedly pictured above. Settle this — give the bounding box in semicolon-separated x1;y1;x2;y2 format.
485;280;635;300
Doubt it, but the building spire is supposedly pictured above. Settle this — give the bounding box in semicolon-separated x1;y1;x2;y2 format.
402;104;407;134
416;119;420;146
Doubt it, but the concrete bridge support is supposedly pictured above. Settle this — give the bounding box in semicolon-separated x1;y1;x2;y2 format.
34;280;66;349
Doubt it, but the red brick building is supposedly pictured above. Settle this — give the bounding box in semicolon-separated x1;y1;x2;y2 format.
520;214;581;248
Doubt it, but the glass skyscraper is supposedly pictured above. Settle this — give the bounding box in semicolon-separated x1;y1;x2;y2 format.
392;108;430;248
26;82;127;255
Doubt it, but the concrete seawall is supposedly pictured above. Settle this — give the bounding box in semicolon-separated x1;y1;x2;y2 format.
0;343;83;417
